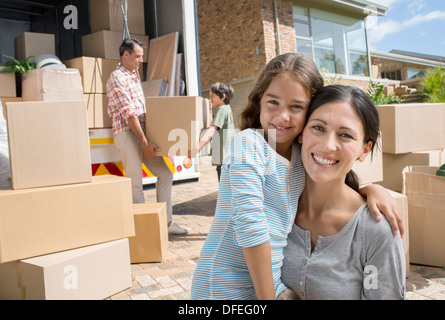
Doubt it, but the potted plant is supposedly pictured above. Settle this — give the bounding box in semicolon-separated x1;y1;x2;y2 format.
0;55;36;96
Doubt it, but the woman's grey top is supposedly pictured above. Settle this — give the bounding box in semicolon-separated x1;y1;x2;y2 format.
281;203;406;300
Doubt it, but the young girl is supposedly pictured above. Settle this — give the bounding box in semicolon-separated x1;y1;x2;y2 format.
191;53;403;300
280;85;406;299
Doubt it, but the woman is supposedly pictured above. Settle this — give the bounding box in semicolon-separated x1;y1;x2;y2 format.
280;85;406;300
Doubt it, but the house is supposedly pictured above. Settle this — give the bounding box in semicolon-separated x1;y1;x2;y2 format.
196;0;389;123
372;49;445;83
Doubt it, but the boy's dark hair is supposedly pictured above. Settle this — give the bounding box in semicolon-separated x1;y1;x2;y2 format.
210;82;234;105
119;38;145;57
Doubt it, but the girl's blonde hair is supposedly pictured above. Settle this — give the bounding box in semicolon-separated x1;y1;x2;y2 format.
238;53;324;130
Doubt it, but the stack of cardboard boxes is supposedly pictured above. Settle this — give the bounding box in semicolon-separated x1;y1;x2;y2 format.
70;0;149;129
0;0;190;300
376;103;445;268
0;96;136;299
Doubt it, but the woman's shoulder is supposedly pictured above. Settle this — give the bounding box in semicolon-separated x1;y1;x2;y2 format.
359;205;401;244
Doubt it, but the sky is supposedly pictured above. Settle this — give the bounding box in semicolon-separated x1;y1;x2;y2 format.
367;0;445;57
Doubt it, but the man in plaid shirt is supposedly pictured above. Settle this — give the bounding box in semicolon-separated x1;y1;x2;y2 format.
107;38;190;235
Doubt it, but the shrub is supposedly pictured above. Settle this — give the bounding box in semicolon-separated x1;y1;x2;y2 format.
367;79;401;105
419;66;445;103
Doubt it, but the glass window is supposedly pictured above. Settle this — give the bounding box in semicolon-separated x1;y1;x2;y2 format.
346;21;369;76
293;2;370;76
382;70;402;80
296;38;313;59
294;6;310;38
407;68;425;79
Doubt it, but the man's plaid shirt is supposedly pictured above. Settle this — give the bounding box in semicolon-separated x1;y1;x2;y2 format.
107;64;146;137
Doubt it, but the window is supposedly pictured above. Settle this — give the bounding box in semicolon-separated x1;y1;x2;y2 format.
294;6;313;59
382;70;402;81
407;68;425;79
293;2;370;76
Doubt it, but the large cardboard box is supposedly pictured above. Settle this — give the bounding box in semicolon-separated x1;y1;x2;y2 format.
14;32;55;61
147;32;179;96
377;103;445;154
0;239;131;300
1;97;22;120
84;93;112;128
353;135;383;186
82;30;149;62
64;57;119;94
129;203;168;263
0;67;17;97
146;96;206;157
403;166;445;267
0;175;134;263
89;0;145;35
21;68;83;102
6;100;92;190
378;150;444;192
0;262;22;300
386;189;410;275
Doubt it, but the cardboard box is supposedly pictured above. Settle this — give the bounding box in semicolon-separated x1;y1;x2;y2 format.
21;68;83;102
386;189;410;275
353;135;383;186
403;166;445;267
6;100;92;189
129;203;168;263
146;96;206;156
1;97;22;120
377;103;445;154
142;78;168;97
89;0;145;35
64;57;119;94
0;262;22;300
0;175;134;263
84;93;112;128
147;32;179;96
82;30;149;62
378;150;444;192
14;32;55;61
0;239;131;300
0;67;17;97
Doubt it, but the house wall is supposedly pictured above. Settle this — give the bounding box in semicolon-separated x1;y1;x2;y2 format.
196;0;265;89
196;0;297;90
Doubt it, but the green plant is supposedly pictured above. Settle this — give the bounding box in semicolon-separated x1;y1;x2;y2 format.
367;79;401;105
419;66;445;103
0;55;36;74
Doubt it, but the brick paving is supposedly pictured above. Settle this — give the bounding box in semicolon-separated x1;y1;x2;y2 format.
108;156;445;300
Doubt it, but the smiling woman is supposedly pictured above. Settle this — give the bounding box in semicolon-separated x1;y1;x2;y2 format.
281;85;406;300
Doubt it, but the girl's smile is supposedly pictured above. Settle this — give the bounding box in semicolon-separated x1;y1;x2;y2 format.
259;73;311;159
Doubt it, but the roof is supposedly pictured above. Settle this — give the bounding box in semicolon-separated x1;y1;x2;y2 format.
332;0;388;16
371;50;445;68
389;50;445;64
298;0;388;17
